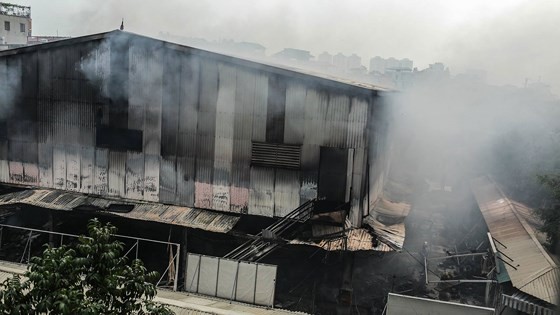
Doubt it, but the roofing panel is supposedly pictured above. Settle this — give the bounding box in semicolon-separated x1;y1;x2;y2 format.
290;228;392;252
0;189;239;233
471;176;559;305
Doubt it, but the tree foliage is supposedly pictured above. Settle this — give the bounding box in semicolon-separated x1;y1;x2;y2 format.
537;174;560;253
0;219;174;315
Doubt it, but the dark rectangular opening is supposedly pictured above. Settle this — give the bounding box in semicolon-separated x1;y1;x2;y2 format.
318;147;349;202
96;126;143;152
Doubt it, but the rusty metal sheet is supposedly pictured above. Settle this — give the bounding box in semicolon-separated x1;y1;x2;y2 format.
290;228;392;252
471;176;559;305
0;188;239;233
248;166;274;217
273;169;300;217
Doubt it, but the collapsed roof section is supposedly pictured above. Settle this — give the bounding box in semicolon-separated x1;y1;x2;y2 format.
471;176;559;306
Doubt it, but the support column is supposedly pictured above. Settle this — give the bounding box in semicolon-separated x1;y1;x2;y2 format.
179;227;188;291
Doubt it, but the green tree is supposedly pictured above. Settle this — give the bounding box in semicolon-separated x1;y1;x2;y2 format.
537;174;560;253
0;219;174;315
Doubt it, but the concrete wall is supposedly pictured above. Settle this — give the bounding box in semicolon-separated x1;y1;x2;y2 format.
0;14;29;45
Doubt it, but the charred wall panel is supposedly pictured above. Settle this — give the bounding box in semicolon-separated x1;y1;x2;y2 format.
300;89;320;202
126;151;144;199
93;148;108;195
159;49;182;203
194;60;218;209
212;64;236;212
248;166;274;217
80;146;94;193
265;75;286;143
176;55;200;206
230;69;256;213
273;169;300;217
283;83;305;145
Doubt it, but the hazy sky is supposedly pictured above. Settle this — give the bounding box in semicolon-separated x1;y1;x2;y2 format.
9;0;560;94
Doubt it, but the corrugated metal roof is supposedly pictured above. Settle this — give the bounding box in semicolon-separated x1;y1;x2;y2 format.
471;176;559;305
290;228;393;252
502;292;557;315
363;198;410;250
0;30;387;95
0;189;240;233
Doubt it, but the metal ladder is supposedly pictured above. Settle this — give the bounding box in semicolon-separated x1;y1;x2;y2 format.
224;198;317;262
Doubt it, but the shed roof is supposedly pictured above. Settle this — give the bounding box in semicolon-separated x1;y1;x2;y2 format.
0;189;239;234
0;30;388;95
471;176;559;305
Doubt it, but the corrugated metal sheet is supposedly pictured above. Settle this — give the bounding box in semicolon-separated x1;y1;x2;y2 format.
471;176;559;305
363;198;410;250
0;189;239;233
248;167;274;217
290;228;392;252
502;292;557;315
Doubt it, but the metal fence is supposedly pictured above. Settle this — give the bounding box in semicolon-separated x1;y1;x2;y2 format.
0;224;180;291
185;253;277;307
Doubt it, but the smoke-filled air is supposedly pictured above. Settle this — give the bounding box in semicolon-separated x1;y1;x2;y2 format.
1;0;560;314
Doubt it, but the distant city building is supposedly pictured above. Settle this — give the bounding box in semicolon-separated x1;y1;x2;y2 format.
347;53;362;70
0;2;31;49
333;53;347;71
273;48;313;62
369;56;414;74
317;51;333;64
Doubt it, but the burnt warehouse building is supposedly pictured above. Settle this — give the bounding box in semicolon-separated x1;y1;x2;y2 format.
0;30;408;308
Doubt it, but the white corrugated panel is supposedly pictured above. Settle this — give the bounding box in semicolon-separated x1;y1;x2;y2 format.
198;256;219;297
79;146;94;193
255;264;277;306
235;261;256;304
185;254;201;293
216;258;238;300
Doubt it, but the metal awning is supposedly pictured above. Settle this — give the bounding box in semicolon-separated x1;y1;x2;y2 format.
0;189;240;233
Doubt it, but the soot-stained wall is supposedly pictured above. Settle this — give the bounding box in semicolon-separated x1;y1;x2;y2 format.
0;31;390;226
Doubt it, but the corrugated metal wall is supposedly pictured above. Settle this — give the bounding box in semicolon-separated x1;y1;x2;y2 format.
0;33;389;226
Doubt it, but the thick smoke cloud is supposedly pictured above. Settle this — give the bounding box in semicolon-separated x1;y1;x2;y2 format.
11;0;560;94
